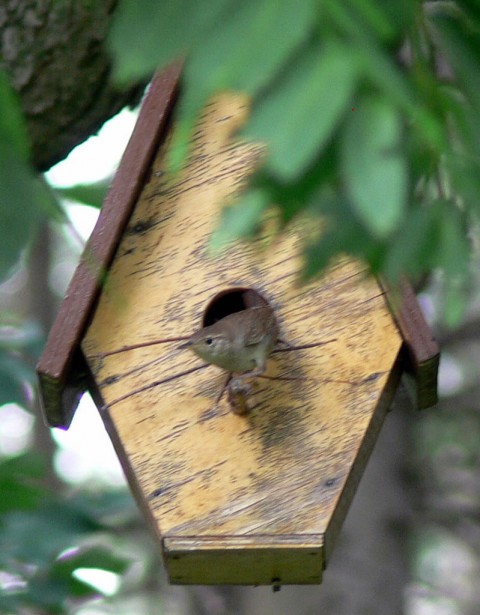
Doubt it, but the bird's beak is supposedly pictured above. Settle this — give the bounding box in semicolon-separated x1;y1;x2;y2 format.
178;341;192;350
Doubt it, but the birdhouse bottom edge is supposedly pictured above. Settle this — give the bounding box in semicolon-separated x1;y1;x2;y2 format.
163;534;324;586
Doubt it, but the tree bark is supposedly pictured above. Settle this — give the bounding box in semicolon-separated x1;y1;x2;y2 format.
0;0;145;171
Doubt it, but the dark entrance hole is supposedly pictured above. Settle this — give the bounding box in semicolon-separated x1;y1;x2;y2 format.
202;287;270;327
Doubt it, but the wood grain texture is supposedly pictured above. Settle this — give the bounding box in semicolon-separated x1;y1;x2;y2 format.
82;94;404;585
36;64;181;428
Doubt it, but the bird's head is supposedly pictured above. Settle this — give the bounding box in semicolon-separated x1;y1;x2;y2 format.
179;329;230;365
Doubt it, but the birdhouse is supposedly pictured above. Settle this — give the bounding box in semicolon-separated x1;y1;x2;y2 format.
37;65;439;587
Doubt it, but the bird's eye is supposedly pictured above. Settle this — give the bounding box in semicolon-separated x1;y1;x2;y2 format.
205;338;213;345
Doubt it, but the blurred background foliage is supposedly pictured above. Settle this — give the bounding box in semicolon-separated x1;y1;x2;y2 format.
1;0;480;613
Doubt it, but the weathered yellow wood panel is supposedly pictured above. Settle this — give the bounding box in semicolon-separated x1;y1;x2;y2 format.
82;94;403;585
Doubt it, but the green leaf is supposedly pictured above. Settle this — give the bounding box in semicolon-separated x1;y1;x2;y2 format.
346;0;398;40
169;0;315;171
0;72;47;281
0;451;46;481
24;545;131;609
445;95;480;213
437;205;471;325
185;0;315;98
460;0;480;21
0;502;99;566
0;351;36;406
56;545;130;577
303;195;386;280
341;96;407;237
430;10;480;116
28;574;94;610
448;155;480;215
326;1;444;150
442;279;467;327
0;453;46;514
109;0;235;83
0;167;45;280
210;189;268;252
383;199;471;293
255;143;337;225
166;106;199;173
0;479;42;516
325;1;413;110
245;40;358;180
0;71;30;162
383;203;441;281
54;180;109;209
437;206;471;278
0;594;22;613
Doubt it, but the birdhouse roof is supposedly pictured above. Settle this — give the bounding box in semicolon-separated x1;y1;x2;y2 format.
37;65;182;428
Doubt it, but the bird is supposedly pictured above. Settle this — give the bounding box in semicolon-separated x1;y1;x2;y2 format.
179;305;279;377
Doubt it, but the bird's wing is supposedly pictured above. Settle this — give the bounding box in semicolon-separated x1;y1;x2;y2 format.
244;307;278;346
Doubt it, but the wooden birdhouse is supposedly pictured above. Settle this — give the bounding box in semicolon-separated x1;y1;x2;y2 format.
37;65;439;587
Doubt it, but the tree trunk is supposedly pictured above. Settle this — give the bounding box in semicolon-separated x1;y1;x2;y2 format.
0;0;145;171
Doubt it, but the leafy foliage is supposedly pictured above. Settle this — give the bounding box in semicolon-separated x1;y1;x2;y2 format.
0;453;137;614
0;315;43;407
0;72;51;283
54;180;110;210
341;96;407;237
109;0;480;323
